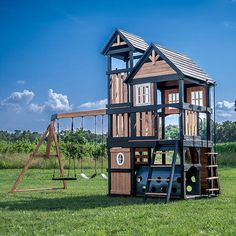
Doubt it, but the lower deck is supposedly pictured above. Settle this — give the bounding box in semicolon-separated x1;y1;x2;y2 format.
108;140;219;200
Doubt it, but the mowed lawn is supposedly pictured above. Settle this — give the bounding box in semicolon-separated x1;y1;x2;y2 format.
0;168;236;236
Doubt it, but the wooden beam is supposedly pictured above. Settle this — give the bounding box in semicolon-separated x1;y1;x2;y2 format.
52;126;67;189
45;122;54;156
13;187;65;192
55;109;107;120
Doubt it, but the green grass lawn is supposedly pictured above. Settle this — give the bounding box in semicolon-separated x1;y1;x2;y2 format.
0;168;236;236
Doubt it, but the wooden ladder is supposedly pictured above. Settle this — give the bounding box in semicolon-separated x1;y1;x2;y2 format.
144;141;179;203
205;152;220;195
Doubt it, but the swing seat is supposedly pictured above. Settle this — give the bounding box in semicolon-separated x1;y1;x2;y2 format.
52;177;77;181
101;173;108;180
90;173;97;179
80;173;90;180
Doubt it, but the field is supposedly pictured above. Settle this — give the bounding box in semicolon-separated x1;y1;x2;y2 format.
0;168;236;235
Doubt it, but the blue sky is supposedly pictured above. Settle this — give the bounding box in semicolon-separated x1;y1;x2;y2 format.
0;0;236;132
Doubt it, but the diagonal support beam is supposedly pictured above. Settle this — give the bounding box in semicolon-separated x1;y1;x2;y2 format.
10;122;67;193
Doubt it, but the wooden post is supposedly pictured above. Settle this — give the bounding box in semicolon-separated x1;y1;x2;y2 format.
153;82;158;138
161;89;166;164
52;123;67;189
181;147;187;199
45;123;53;157
179;79;185;140
206;83;211;142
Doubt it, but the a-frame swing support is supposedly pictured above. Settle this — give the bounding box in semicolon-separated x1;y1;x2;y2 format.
10;121;67;193
10;108;107;193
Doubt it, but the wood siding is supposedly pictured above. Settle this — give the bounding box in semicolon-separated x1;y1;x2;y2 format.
112;113;129;137
185;111;198;136
110;173;131;195
111;73;128;104
134;60;176;79
110;148;130;169
136;111;160;137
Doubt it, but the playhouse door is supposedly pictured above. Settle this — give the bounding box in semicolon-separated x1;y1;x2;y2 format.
110;148;131;195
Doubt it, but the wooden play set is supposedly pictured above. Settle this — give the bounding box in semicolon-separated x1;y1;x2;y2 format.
11;29;220;203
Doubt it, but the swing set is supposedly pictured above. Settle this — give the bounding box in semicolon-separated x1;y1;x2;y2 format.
10;109;107;193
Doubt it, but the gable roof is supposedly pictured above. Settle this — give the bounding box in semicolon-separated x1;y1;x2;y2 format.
101;29;148;55
155;44;213;83
125;43;214;84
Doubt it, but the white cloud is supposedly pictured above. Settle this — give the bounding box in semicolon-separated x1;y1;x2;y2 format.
0;90;34;112
79;98;107;110
29;89;72;113
16;80;26;85
216;100;235;121
29;103;45;113
0;89;72;115
45;89;72;112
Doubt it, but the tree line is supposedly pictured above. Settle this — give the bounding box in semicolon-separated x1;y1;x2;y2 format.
0;129;106;159
0;121;235;155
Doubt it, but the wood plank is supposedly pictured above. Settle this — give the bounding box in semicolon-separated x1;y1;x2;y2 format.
142;112;147;136
152;49;155;64
112;114;117;137
124;113;128;137
118;114;123;137
147;112;152;136
111;75;115;103
115;75;119;103
136;112;141;136
56;109;106;120
111;172;131;195
150;83;154;105
52;126;67;189
118;74;122;103
14;187;64;192
134;61;176;79
123;82;128;103
45;122;54;156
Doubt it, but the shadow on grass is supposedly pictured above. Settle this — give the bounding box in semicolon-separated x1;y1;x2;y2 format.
0;194;165;211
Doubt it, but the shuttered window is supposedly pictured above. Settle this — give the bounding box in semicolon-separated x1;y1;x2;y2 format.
135;83;150;106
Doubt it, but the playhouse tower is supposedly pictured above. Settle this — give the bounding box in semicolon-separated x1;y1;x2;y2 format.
102;29;220;201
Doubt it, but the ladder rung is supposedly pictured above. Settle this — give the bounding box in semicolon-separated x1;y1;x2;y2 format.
206;188;219;191
205;152;218;155
147;178;170;182
135;155;149;159
206;165;218;168
206;177;219;180
145;192;167;196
